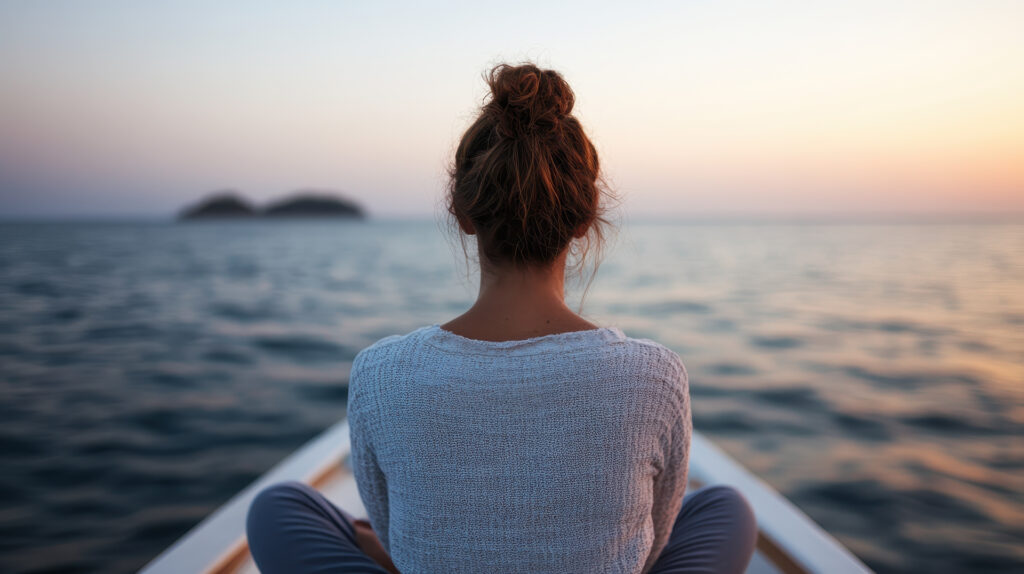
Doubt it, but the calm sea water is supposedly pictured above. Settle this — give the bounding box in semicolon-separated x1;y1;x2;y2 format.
0;220;1022;573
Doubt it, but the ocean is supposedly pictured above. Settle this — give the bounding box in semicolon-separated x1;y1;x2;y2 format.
0;220;1021;573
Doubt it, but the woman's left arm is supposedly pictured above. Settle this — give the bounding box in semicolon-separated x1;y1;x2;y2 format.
350;424;392;552
348;354;393;555
353;518;399;574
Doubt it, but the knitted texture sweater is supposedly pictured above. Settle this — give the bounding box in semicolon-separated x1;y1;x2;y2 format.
347;324;691;574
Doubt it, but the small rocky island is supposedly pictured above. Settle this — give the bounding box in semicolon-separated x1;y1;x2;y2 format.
179;192;256;219
264;194;364;218
179;190;365;220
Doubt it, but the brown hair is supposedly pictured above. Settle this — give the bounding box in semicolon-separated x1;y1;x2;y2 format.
445;62;615;279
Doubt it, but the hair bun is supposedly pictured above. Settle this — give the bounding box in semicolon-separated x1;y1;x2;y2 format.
485;63;575;139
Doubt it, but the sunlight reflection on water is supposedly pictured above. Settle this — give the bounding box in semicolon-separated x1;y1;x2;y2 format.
0;220;1022;573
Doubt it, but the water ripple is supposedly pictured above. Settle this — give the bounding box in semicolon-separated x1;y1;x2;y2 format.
0;221;1022;574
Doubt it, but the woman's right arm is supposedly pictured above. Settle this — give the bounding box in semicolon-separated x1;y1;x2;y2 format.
642;354;692;574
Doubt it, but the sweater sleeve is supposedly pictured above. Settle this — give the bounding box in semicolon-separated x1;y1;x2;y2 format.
641;354;692;574
348;353;392;553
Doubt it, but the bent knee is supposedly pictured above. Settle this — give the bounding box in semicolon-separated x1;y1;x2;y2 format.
252;480;310;505
695;484;746;504
248;481;311;524
695;485;757;535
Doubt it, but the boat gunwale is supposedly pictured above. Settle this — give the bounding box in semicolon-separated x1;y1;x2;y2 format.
140;421;872;574
139;421;352;574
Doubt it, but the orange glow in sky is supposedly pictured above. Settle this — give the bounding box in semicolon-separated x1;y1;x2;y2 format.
0;1;1021;218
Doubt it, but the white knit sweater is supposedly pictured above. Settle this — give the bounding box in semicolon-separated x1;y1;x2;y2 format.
347;324;691;574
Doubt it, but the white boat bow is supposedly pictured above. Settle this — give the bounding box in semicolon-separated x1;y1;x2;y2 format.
140;420;872;574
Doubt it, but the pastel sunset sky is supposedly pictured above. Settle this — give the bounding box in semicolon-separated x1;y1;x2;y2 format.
1;0;1021;218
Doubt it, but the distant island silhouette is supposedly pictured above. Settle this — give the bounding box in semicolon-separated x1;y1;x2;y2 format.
179;190;365;220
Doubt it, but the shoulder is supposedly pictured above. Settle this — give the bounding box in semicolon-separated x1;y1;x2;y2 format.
615;335;692;453
615;333;689;402
349;325;434;400
352;325;434;372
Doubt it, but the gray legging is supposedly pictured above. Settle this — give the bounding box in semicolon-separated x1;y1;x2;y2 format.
247;481;757;574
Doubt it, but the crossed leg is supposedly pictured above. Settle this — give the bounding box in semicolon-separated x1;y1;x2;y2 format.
246;482;757;574
649;485;758;574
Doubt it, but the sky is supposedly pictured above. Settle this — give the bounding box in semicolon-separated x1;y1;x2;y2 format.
1;0;1022;219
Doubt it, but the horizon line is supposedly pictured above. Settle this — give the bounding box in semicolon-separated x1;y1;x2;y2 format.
3;211;1024;225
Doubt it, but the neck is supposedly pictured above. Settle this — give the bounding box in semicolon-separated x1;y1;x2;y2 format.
470;254;573;325
441;251;597;341
478;255;566;303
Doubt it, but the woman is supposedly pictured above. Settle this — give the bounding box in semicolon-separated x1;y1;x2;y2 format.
247;62;757;574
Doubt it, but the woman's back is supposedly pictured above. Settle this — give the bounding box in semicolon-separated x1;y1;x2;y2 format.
348;324;691;574
246;62;755;574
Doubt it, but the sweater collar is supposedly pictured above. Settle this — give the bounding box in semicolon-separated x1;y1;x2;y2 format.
421;323;626;356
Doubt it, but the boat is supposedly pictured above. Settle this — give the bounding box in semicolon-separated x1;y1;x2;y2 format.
140;420;872;573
